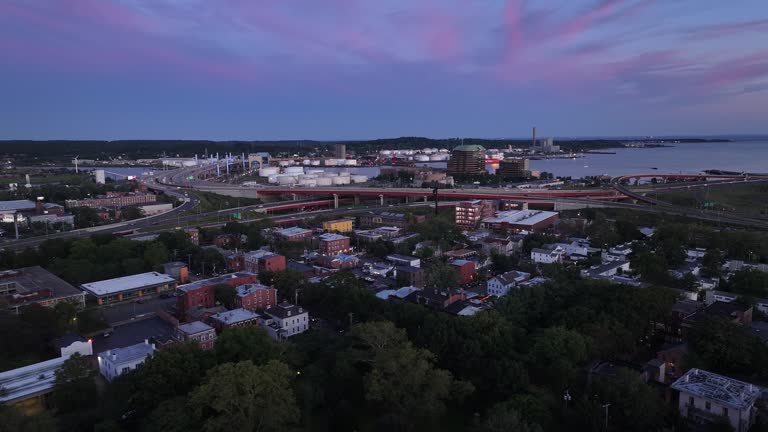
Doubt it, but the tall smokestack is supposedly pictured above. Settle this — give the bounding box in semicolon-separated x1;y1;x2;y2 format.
532;127;537;147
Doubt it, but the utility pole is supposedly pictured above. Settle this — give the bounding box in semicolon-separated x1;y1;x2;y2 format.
432;187;439;215
563;389;572;410
348;312;355;327
602;403;610;431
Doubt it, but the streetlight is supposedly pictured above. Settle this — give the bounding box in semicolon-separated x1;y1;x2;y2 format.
601;403;611;431
563;389;572;409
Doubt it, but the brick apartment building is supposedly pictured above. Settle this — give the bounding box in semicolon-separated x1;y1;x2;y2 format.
450;260;477;285
358;212;425;229
244;251;286;274
176;321;217;350
319;233;351;255
455;200;496;226
234;283;278;311
176;272;259;320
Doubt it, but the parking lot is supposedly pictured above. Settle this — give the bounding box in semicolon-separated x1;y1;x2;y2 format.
100;296;176;326
92;316;175;354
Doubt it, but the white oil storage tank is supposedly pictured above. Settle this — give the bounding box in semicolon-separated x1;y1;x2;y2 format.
284;166;304;175
302;159;311;166
94;169;106;184
276;175;297;185
298;178;317;187
259;167;279;177
343;159;357;166
317;177;333;186
414;155;430;162
310;160;321;166
267;175;278;183
332;176;351;185
351;175;368;183
278;160;291;167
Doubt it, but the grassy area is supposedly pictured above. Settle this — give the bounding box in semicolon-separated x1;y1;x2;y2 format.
0;173;87;185
195;191;262;213
655;183;768;215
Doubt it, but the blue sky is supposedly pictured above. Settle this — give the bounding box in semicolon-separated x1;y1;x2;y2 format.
1;0;767;140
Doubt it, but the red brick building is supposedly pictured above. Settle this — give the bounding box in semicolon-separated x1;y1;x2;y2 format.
276;227;313;241
318;233;351;256
244;251;287;274
450;260;476;285
176;272;259;320
234;283;278;311
226;252;245;272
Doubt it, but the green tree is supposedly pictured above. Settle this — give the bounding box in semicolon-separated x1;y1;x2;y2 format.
53;353;98;413
476;403;543;432
143;242;169;271
701;249;724;278
215;326;284;365
529;326;590;390
188;360;300;432
121;206;144;220
351;322;474;429
0;405;56;432
424;261;459;289
272;269;305;302
213;284;237;308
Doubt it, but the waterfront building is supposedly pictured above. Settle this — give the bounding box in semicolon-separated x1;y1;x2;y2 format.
447;144;486;175
497;158;530;178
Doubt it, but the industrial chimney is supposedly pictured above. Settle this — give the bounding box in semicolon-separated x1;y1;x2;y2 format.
532;127;537;148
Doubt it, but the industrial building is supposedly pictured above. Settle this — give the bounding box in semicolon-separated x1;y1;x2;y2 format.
64;192;157;209
447;144;486;175
481;209;559;231
1;267;86;313
80;272;177;305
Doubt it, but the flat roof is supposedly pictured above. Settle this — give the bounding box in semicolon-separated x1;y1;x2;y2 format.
277;227;312;236
319;233;349;241
386;254;419;261
177;272;257;293
0;200;36;212
482;210;558;227
0;356;68;403
236;283;273;297
1;266;84;305
98;341;154;364
177;321;214;335
81;272;176;297
671;368;761;410
210;308;260;324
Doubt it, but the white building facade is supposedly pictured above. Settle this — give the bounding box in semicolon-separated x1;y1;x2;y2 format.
260;303;309;341
97;340;155;382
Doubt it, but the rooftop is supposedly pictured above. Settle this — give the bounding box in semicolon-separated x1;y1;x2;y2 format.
277;227;312;237
177;321;214;335
0;356;68;404
452;144;486;152
98;341;155;364
671;368;761;410
235;283;273;297
0;266;84;305
265;302;306;319
492;270;530;286
209;308;260;324
0;200;36;212
482;210;558;227
319;233;349;242
81;272;175;296
244;250;278;260
177;272;257;293
386;254;419;261
451;259;473;267
396;265;422;274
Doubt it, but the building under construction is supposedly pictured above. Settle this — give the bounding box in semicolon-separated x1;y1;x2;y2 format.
447;144;486;175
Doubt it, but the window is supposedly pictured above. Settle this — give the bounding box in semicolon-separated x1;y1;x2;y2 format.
689;396;694;406
121;367;130;374
705;402;711;411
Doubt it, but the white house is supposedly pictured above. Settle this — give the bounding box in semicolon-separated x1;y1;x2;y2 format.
260;303;309;341
487;271;531;297
671;368;760;432
582;261;631;279
551;240;590;257
686;248;707;260
97;340;155;382
608;243;633;257
531;246;565;264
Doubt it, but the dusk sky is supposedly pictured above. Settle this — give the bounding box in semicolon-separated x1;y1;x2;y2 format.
2;0;767;140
